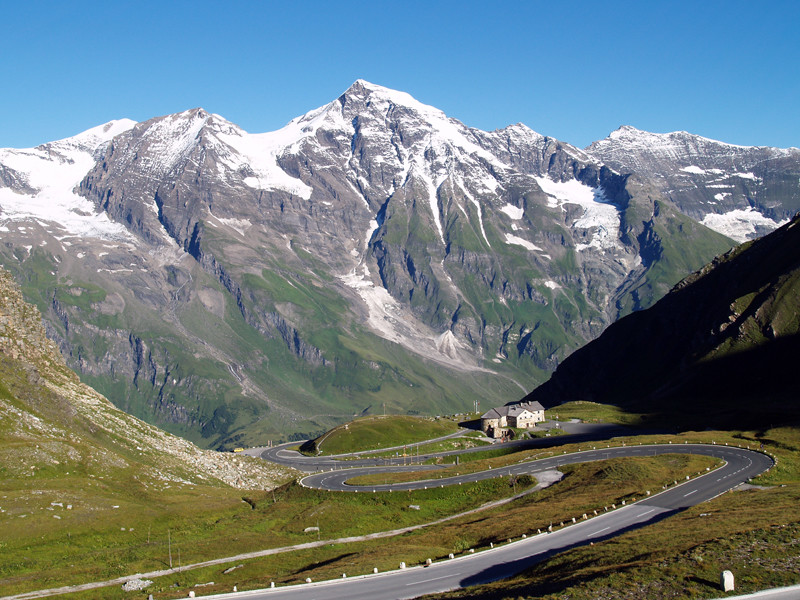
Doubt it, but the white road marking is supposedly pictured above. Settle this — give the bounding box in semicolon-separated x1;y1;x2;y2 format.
588;526;611;538
683;489;698;497
407;573;460;586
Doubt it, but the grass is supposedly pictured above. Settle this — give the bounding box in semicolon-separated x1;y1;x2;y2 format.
546;401;646;426
349;433;493;459
0;473;521;598
60;451;722;600
305;415;462;455
3;391;798;600
12;447;722;600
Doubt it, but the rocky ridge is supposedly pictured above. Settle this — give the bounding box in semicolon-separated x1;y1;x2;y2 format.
586;126;800;242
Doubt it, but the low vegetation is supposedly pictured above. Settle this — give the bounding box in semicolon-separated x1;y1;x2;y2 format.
300;415;462;455
10;448;721;600
344;431;493;460
546;400;645;426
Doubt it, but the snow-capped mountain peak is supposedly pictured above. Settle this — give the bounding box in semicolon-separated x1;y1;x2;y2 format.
59;118;138;151
0;119;138;240
601;124;759;151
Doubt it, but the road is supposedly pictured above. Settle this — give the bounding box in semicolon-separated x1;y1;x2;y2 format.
258;422;636;472
213;443;772;600
298;443;768;498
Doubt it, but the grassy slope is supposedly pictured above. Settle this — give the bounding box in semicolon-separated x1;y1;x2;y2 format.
23;442;724;600
304;415;462;455
0;350;292;596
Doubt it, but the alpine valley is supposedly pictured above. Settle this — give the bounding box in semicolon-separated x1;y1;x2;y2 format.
1;80;798;449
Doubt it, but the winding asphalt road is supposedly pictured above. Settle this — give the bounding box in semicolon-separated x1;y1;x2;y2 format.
299;443;769;496
228;440;774;600
257;422;634;472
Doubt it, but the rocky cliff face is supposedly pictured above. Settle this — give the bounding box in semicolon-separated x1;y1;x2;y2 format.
0;80;796;447
586;126;800;242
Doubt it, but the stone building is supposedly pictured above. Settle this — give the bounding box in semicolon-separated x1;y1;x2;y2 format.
480;401;545;436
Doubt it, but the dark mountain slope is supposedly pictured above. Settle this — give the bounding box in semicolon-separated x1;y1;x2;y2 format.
523;215;800;429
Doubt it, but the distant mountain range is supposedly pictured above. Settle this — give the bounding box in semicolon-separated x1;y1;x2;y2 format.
1;80;797;447
524;214;800;429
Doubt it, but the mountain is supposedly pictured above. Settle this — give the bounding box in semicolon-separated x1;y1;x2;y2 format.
522;214;800;428
0;265;289;490
586;126;800;242
0;80;796;448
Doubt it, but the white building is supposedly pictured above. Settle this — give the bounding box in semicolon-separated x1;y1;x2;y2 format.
480;401;545;436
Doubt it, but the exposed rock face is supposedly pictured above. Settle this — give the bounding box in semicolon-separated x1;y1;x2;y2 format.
586;126;800;242
0;80;796;447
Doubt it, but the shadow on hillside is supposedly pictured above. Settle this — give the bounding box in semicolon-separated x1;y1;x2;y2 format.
456;508;681;598
639;334;800;431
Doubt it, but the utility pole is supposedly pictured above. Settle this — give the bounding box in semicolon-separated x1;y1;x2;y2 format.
168;529;172;569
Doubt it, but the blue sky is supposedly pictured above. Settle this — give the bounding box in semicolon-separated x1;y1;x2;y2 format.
1;0;797;149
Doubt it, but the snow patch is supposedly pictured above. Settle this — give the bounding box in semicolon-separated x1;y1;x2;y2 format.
500;204;524;220
365;219;379;249
217;113;327;200
680;166;706;175
0;120;137;241
701;207;788;242
534;177;621;251
410;166;444;243
733;172;759;181
504;234;542;252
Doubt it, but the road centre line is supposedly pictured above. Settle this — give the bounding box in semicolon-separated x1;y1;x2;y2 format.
683;489;698;497
588;526;611;538
406;573;460;586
